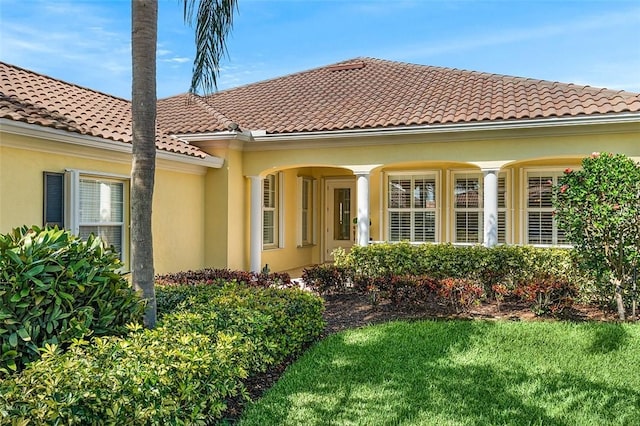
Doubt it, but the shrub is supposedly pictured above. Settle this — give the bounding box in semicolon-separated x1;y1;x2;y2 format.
513;275;578;316
1;326;248;424
157;283;326;363
156;268;294;289
0;283;325;424
553;152;640;320
492;283;511;310
335;243;592;298
301;264;353;295
386;275;439;307
344;242;423;277
0;226;144;376
438;278;485;313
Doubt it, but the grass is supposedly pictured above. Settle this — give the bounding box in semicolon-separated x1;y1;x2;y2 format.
238;320;640;426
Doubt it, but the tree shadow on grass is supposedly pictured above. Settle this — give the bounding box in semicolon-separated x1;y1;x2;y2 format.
587;322;631;354
238;320;639;426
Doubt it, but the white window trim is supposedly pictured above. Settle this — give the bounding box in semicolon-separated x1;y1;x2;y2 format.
312;179;318;244
385;170;441;243
504;168;514;245
296;176;316;247
64;169;128;262
520;167;571;247
450;169;509;245
277;172;284;249
262;172;284;250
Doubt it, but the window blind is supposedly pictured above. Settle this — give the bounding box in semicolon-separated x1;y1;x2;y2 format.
388;175;437;242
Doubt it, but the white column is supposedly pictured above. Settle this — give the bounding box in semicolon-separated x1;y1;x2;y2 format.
356;172;370;246
249;176;262;272
483;169;499;247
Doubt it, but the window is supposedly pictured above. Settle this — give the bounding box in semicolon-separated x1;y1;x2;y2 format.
497;176;507;243
43;170;127;260
298;176;315;246
453;173;507;244
525;171;566;245
77;177;125;256
263;173;281;248
388;174;437;242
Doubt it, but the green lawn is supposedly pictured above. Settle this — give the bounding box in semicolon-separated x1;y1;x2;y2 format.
238;320;639;426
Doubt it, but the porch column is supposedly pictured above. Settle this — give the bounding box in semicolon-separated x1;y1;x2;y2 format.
355;171;370;246
483;169;499;247
249;176;262;272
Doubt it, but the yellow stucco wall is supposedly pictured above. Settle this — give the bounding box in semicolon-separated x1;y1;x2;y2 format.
0;134;207;275
152;168;206;275
201;147;247;270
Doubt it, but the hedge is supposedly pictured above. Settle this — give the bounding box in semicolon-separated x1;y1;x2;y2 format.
304;243;594;316
336;243;592;293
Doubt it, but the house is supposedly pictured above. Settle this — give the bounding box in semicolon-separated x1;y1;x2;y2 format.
1;58;639;274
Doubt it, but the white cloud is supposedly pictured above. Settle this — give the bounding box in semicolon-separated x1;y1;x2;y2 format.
0;0;133;97
162;57;191;64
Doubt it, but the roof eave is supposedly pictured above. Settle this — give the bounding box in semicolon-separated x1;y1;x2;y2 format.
251;113;640;142
0;119;224;169
173;130;252;142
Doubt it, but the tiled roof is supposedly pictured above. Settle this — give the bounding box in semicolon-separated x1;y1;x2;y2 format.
157;57;640;135
0;62;208;158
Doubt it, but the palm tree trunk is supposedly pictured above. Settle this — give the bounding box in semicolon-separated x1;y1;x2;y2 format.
131;0;158;328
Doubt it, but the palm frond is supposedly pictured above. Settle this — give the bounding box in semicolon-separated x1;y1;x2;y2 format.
184;0;238;95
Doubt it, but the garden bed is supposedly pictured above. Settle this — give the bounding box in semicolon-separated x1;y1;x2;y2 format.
321;293;618;334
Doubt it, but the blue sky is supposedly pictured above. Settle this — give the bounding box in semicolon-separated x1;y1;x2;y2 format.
1;0;639;99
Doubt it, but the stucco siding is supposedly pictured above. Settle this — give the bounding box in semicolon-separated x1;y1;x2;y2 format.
0;134;208;274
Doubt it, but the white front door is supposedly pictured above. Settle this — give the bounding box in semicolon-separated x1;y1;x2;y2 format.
325;178;356;261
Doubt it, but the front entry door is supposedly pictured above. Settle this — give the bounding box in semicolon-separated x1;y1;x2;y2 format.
325;179;356;261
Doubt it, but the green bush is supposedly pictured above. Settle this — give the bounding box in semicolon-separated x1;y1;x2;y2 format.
553;153;640;320
336;243;592;296
157;283;326;364
1;283;325;425
0;226;144;376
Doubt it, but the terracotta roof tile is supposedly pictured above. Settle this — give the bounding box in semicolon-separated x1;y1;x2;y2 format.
1;62;208;159
158;58;640;136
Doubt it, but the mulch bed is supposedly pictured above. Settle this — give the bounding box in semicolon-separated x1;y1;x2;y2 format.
321;293;618;334
220;293;618;424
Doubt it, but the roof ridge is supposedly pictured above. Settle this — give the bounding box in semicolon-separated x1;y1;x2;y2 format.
354;57;640;95
203;57;378;97
192;95;238;130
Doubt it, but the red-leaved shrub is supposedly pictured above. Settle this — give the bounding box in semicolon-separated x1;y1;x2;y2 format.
513;275;578;316
301;265;353;294
438;278;485;312
156;268;294;289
